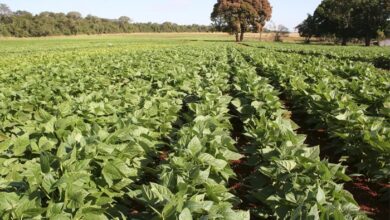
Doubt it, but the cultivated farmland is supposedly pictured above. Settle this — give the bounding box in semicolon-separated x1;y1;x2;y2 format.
0;36;389;219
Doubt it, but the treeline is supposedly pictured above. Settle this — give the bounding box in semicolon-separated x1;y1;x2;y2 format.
0;4;211;37
296;0;390;46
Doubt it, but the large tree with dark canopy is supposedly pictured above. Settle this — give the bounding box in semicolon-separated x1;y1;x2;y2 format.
352;0;390;46
313;0;356;45
211;0;272;42
297;0;390;46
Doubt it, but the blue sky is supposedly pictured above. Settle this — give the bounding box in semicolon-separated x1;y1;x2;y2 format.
1;0;322;31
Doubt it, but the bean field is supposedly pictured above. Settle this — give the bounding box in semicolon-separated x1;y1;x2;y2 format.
0;36;389;220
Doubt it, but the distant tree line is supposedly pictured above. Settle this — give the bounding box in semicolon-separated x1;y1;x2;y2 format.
0;4;211;37
296;0;390;46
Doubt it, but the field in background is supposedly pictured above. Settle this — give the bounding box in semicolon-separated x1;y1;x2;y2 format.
0;34;389;219
0;32;302;51
2;32;387;54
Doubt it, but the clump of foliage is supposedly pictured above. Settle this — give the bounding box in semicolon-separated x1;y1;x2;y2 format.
211;0;272;42
296;0;390;46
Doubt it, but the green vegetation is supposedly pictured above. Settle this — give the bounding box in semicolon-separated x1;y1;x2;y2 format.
211;0;272;42
0;3;210;37
296;0;390;46
0;36;388;219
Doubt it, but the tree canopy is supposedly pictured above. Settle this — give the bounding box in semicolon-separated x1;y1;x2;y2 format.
211;0;272;42
0;3;12;16
297;0;390;46
0;4;212;37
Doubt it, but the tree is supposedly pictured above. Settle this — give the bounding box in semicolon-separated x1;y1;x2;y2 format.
298;0;390;46
296;14;318;43
117;16;132;32
0;3;12;16
352;0;390;46
118;16;132;24
277;25;289;33
211;0;272;42
266;22;289;42
66;11;82;19
313;0;356;45
0;8;213;37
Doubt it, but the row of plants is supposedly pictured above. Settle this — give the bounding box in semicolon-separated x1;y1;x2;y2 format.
128;48;250;219
240;47;390;183
227;49;366;219
242;42;390;70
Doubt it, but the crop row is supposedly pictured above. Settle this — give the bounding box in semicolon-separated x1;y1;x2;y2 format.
228;49;364;219
242;42;390;70
126;48;251;219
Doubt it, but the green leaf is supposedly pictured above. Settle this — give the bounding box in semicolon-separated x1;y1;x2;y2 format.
179;208;193;220
188;136;202;155
316;186;326;205
0;192;19;211
285;192;297;204
301;146;320;159
142;183;173;204
46;202;66;217
0;132;9;142
308;204;320;220
231;98;241;108
59;102;72;116
14;197;44;218
198;153;227;171
275;160;297;172
102;161;123;187
335;112;348;121
40;152;51;173
13;134;30;156
222;149;243;161
65;186;88;209
42;174;56;193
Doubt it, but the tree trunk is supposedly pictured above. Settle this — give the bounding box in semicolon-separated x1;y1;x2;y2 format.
365;37;371;46
259;31;262;41
240;31;244;42
235;32;239;42
341;37;348;46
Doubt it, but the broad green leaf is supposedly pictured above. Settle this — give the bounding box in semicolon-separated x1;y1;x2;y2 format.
142;183;173;204
198;153;227;171
335;112;348;121
188;136;202;155
276;160;297;172
222;149;243;161
308;204;320;220
316;186;326;204
179;208;193;220
13;134;30;156
0;132;8;142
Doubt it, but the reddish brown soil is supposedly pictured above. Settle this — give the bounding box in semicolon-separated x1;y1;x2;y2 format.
345;177;390;220
228;104;259;210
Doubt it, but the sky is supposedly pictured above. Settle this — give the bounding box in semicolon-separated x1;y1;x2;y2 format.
1;0;322;31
